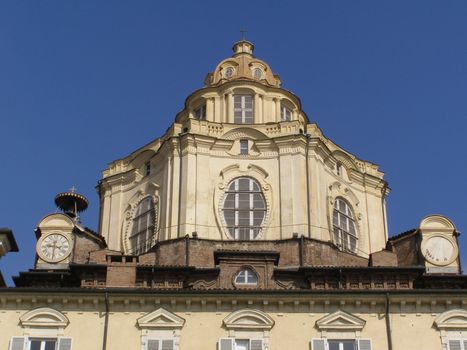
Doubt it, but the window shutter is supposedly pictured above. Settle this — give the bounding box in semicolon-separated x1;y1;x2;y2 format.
448;340;462;350
463;340;467;350
9;337;26;350
311;339;326;350
358;339;371;350
147;339;159;350
250;339;263;350
58;338;72;350
219;338;234;350
161;339;174;350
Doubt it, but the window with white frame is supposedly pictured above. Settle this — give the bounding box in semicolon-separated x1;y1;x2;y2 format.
332;197;358;253
239;139;249;155
146;338;174;350
447;339;467;350
311;339;371;350
137;308;183;350
9;337;72;350
130;197;156;255
280;104;292;121
219;338;263;350
234;95;254;124
194;104;206;120
222;177;266;240
235;268;258;285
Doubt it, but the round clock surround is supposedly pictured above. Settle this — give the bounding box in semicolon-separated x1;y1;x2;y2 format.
37;233;72;263
421;234;458;266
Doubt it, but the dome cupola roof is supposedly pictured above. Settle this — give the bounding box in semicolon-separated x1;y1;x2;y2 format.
205;40;281;88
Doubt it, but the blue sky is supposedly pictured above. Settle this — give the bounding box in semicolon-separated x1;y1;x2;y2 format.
0;1;466;285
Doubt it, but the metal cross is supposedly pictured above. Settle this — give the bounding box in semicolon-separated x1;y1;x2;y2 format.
240;29;247;41
70;186;77;193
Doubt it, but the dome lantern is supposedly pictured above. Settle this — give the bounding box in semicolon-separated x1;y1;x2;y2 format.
232;40;254;56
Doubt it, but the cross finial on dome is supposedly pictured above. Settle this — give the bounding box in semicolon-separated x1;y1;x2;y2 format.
240;28;247;41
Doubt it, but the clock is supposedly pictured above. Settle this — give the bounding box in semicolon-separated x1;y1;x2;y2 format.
37;233;72;263
421;235;458;266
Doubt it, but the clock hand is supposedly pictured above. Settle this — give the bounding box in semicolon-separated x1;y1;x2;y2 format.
51;241;57;259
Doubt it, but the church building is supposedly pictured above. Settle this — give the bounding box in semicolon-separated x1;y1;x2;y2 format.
1;40;466;350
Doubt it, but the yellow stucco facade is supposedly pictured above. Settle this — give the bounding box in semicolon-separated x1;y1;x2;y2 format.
1;292;467;350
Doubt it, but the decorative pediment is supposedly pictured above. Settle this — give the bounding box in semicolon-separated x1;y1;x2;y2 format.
420;215;456;233
316;310;365;331
137;308;185;329
37;214;74;230
20;308;69;328
434;309;467;330
223;309;274;330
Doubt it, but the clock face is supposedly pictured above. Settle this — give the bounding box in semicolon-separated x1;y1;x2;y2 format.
422;235;457;266
38;233;71;263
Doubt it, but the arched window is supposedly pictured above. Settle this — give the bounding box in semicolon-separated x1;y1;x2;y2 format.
130;197;156;255
222;177;266;240
332;197;358;253
235;268;258;285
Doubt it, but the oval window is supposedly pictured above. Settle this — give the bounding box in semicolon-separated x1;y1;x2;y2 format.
129;197;156;255
224;67;234;78
332;197;358;253
253;68;262;79
222;177;266;240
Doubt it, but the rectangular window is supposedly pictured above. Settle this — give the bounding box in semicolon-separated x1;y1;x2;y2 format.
146;339;174;350
311;339;371;350
30;340;57;350
448;339;467;350
219;338;263;350
194;104;206;120
281;105;292;121
234;95;254;124
9;337;73;350
240;140;248;155
336;163;342;176
144;162;151;176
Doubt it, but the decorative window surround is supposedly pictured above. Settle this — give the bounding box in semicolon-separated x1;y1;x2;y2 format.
137;308;185;350
333;197;358;253
215;164;272;241
19;308;69;336
222;309;274;350
123;188;159;254
327;182;364;256
434;309;467;350
9;308;72;350
314;309;367;346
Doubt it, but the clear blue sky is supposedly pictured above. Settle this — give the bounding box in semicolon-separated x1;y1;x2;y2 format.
1;1;466;285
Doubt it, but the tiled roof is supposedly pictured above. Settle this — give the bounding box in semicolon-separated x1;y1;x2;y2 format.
388;228;417;241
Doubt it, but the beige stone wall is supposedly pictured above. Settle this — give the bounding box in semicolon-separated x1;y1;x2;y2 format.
2;293;464;350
